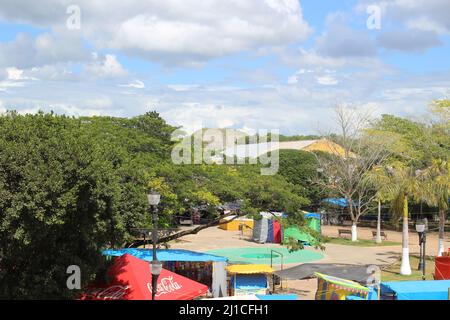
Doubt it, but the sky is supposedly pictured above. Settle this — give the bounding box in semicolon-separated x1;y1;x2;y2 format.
0;0;449;134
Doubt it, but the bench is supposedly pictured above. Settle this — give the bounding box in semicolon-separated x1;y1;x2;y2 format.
338;229;352;238
372;230;388;240
179;218;194;226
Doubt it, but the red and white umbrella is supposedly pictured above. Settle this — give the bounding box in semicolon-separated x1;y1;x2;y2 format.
81;253;208;300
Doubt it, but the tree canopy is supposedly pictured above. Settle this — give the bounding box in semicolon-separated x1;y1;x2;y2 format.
0;110;318;299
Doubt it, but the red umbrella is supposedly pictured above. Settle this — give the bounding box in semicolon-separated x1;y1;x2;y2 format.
81;253;208;300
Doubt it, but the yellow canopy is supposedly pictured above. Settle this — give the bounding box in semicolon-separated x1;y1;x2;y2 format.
226;264;274;274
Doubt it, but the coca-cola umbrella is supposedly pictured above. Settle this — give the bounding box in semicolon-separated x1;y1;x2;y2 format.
81;253;208;300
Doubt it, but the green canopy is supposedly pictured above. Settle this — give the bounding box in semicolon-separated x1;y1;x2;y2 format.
283;212;321;245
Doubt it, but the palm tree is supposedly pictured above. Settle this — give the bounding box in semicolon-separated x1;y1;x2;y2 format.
375;199;382;244
370;163;421;275
418;160;449;256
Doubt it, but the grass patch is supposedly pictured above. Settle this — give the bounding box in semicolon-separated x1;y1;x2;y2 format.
381;255;435;282
326;237;401;247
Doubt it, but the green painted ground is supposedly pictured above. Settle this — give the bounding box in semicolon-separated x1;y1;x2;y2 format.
206;247;324;265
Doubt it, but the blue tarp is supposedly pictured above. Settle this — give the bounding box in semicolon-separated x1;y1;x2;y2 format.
304;213;321;219
345;287;378;300
381;280;450;300
231;274;267;290
346;296;365;300
367;287;379;300
267;219;274;243
323;198;358;208
102;248;228;262
256;294;298;300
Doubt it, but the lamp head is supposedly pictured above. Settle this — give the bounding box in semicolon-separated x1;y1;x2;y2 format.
147;190;161;206
415;220;426;233
150;260;163;276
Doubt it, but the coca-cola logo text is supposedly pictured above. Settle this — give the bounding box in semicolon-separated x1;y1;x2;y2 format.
147;276;182;297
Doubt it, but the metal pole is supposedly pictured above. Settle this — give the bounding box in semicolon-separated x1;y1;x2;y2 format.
143;233;146;249
418;232;424;271
152;205;158;300
422;232;426;280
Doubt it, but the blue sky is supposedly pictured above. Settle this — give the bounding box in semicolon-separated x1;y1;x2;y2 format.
0;0;449;134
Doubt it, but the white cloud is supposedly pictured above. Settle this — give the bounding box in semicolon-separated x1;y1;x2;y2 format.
316;20;377;58
1;66;447;134
357;0;450;35
119;80;145;89
0;0;312;66
0;31;89;69
377;29;442;52
84;54;128;79
317;75;339;86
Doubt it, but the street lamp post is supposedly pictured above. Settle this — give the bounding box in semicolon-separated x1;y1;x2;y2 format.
415;219;427;280
147;190;162;300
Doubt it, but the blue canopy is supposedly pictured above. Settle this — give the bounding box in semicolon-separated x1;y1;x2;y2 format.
103;248;228;262
304;212;321;219
322;198;358;208
381;280;450;300
346;287;378;300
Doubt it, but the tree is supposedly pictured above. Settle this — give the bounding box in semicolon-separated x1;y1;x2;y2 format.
0;111;176;298
132;162;314;247
370;163;422;275
427;99;450;256
278;150;322;206
315;105;389;241
419;160;449;256
371;106;449;259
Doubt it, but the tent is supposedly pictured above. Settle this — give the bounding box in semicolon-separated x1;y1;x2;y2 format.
434;256;450;280
282;212;321;246
253;211;320;245
103;249;228;298
322;198;358;207
80;254;208;300
315;272;370;300
380;280;450;300
227;265;274;296
102;248;227;262
219;215;254;231
252;217;269;243
252;216;282;244
304;213;321;233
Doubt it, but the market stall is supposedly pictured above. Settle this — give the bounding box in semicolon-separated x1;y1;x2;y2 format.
219;215;254;231
81;253;208;300
434;254;450;280
315;272;371;300
103;248;228;297
226;264;274;296
253;217;282;244
380;280;450;300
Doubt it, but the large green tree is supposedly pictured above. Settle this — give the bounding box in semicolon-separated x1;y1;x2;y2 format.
0;111;175;299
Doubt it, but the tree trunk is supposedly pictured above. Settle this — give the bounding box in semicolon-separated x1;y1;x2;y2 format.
376;200;382;244
438;208;445;257
351;221;358;242
400;195;412;275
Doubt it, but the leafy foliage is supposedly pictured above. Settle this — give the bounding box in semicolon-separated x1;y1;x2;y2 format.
0;110;317;298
